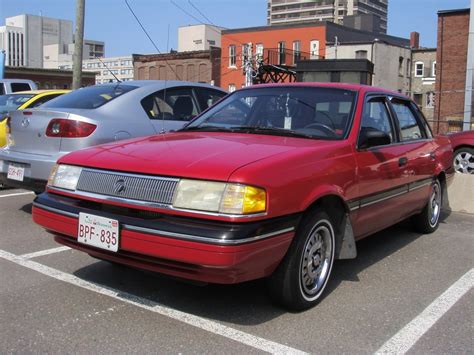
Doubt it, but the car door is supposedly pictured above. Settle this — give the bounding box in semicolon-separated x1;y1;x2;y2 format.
387;97;436;214
353;95;413;239
141;87;201;133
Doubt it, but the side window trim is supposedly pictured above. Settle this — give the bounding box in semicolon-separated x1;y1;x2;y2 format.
357;93;398;150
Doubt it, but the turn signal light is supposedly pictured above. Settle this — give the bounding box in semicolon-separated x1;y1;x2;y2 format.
46;119;96;138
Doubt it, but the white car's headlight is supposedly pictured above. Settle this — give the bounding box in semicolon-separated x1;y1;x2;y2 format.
47;164;82;190
173;179;266;215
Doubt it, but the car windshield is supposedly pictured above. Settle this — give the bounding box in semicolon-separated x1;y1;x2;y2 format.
0;93;34;115
181;86;356;140
41;84;137;109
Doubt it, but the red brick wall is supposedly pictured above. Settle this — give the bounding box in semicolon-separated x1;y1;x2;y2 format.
434;11;470;133
221;25;327;90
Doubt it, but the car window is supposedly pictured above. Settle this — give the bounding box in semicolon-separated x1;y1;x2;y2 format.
359;98;394;144
27;93;64;108
0;84;5;95
195;88;226;111
141;87;199;121
11;83;32;92
41;84;137;109
185;87;356;140
391;99;424;141
0;93;35;115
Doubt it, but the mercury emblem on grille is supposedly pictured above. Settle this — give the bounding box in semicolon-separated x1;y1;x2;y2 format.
21;118;30;127
113;179;126;194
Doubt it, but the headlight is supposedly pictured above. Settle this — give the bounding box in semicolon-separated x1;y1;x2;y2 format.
173;179;266;215
47;164;82;190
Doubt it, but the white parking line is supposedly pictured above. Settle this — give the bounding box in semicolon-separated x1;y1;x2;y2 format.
376;268;474;354
20;246;71;259
0;249;307;355
0;191;35;198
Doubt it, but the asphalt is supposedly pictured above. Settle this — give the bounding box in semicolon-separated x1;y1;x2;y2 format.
1;188;473;353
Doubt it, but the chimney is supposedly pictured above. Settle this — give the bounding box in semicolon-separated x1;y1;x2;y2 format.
410;32;420;49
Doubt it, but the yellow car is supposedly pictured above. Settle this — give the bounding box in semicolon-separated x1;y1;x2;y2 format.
0;90;70;147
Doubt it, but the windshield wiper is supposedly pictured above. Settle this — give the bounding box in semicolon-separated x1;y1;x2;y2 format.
228;125;314;139
178;125;234;132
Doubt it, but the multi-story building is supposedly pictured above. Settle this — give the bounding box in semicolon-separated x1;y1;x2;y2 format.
0;14;104;69
267;0;388;34
434;8;473;133
178;24;223;52
0;14;72;68
410;47;436;121
133;48;221;87
220;21;407;91
58;56;134;84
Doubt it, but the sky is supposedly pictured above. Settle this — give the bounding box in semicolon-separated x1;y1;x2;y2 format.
0;0;471;57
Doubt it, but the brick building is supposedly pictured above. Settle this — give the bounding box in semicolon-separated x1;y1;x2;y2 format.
434;8;473;133
133;48;221;87
4;66;96;89
220;21;408;91
411;48;437;121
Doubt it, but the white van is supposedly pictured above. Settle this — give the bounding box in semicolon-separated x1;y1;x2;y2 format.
0;79;38;95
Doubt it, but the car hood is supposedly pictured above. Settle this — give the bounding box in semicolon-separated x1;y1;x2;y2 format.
59;131;327;181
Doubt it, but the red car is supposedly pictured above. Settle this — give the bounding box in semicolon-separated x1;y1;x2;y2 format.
32;83;454;311
449;130;474;174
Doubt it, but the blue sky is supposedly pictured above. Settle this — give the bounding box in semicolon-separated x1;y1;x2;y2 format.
1;0;471;57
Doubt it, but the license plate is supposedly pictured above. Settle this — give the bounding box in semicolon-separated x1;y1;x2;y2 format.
7;163;25;181
78;213;119;252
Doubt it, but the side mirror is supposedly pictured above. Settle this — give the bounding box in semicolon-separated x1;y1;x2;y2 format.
359;129;391;149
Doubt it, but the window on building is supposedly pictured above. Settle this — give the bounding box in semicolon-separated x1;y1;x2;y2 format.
413;93;422;106
310;40;320;59
256;43;264;60
242;43;251;65
229;45;236;67
415;62;424;77
228;83;236;92
278;41;286;65
432;61;436;77
293;40;301;64
406;59;411;77
426;92;435;108
398;57;404;76
355;50;367;59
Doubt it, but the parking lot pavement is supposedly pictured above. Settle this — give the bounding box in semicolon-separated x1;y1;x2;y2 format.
1;190;473;353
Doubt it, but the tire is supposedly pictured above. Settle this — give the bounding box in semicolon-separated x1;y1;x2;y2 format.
267;209;336;311
411;179;442;234
453;147;474;174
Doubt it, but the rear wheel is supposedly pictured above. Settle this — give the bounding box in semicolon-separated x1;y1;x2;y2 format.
267;209;336;311
412;179;442;233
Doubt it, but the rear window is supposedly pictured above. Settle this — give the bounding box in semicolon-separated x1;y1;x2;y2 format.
0;93;35;115
42;84;137;109
11;83;32;92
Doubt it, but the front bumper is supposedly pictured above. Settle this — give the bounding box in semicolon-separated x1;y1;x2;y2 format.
0;149;63;192
32;192;300;284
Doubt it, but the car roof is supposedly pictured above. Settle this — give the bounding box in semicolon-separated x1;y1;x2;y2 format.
13;89;70;95
240;82;404;97
96;80;225;90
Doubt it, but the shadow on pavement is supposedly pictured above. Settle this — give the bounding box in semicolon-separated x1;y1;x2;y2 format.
69;213;451;325
19;203;32;215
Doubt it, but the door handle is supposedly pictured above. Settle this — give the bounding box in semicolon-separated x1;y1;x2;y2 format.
399;157;408;167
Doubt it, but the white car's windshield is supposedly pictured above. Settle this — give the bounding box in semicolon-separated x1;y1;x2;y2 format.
182;86;356;140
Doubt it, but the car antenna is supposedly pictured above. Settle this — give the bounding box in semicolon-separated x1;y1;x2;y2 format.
160;24;170;134
97;57;122;83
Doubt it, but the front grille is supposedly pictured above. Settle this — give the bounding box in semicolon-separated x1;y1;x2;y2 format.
76;169;179;205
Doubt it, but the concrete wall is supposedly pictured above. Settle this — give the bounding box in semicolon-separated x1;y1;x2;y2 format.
178;25;222;52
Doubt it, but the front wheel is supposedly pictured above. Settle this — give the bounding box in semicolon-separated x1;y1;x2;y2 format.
267;210;336;311
411;179;442;234
453;147;474;174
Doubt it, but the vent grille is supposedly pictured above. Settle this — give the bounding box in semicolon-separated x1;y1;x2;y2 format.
76;169;179;205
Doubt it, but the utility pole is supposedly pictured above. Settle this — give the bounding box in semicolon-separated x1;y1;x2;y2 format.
72;0;85;90
335;36;338;59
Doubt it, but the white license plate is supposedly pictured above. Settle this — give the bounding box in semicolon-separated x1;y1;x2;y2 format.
78;213;119;252
7;163;25;182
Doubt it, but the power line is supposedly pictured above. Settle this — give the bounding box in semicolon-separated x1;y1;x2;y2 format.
188;0;215;25
124;0;181;80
